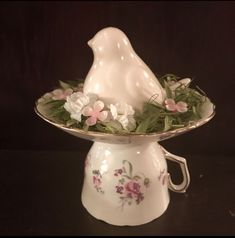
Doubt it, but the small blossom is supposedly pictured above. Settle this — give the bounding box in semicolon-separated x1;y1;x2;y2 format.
165;99;188;113
64;92;97;122
82;100;108;126
93;176;101;187
176;101;188;113
109;102;136;131
136;193;144;204
52;88;73;100
114;169;123;176
169;78;191;91
115;185;124;194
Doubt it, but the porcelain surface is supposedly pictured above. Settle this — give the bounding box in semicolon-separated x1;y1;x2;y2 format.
34;26;215;226
82;142;169;226
83;27;165;112
35;94;214;226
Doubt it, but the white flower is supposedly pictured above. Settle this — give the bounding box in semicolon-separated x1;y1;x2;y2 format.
52;88;73;100
109;102;136;131
37;92;53;103
169;78;191;91
64;92;97;122
110;102;135;119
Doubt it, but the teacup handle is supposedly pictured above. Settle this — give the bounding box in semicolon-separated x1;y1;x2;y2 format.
161;147;190;193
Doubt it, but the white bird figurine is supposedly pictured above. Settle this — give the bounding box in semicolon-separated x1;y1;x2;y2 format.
83;27;165;112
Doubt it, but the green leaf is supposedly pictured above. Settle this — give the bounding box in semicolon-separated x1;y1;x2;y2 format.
133;175;141;180
136;103;162;133
61;111;70;121
99;121;124;134
164;81;173;98
59;80;72;89
164;115;172;131
136;114;161;133
83;124;89;131
144;178;150;187
119;178;125;184
123;160;133;178
66;119;78;127
92;170;99;175
67;79;83;86
45;99;66;106
95;123;108;133
171;124;185;128
122;175;132;180
59;80;82;90
136;118;150;133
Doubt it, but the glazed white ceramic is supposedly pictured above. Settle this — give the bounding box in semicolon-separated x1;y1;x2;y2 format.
83;27;165;111
35;95;215;226
34;27;215;226
82;142;190;226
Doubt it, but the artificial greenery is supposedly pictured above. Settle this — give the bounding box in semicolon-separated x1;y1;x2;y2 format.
135;75;206;133
40;74;206;134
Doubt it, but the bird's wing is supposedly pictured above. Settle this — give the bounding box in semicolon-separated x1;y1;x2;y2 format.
126;67;165;105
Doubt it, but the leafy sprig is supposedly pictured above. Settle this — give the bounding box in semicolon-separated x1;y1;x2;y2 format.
39;75;206;134
135;75;206;133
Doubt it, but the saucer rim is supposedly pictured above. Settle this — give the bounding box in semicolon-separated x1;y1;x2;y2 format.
34;96;215;141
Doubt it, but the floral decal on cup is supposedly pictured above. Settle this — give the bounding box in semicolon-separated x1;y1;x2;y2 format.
114;160;150;209
92;170;104;194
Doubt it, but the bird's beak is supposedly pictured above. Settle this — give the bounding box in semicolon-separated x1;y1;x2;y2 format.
88;38;93;47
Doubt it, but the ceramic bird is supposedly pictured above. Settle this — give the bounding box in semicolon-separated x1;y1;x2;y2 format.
83;27;165;112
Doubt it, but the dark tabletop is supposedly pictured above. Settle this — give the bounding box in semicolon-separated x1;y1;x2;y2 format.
0;150;234;236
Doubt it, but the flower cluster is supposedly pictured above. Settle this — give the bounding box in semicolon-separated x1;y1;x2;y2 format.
92;170;104;194
113;160;150;208
39;75;206;134
165;98;188;113
63;91;137;131
115;180;144;205
109;102;136;131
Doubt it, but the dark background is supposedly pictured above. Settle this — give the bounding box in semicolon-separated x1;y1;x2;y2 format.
0;1;235;235
0;1;234;154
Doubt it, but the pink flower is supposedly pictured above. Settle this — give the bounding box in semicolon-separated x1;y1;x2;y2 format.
165;99;188;113
124;181;141;197
52;88;73;100
93;176;101;187
115;185;124;194
114;169;123;176
124;180;144;204
82;101;108;126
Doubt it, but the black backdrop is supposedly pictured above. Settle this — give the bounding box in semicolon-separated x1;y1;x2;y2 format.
1;1;234;156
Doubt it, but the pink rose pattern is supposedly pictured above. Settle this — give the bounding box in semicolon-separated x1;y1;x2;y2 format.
114;160;150;209
90;159;168;207
92;170;104;194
